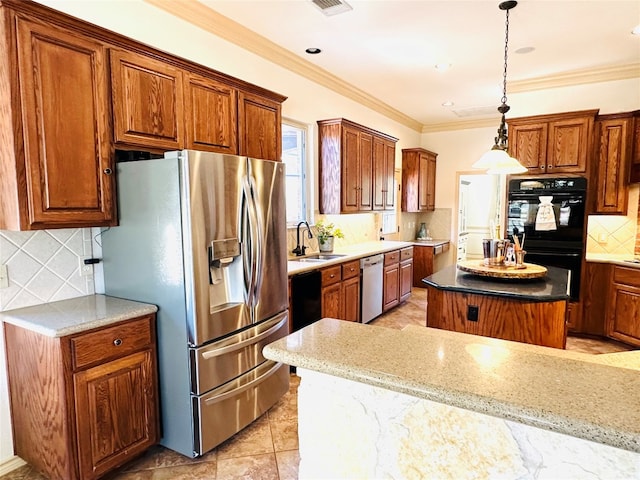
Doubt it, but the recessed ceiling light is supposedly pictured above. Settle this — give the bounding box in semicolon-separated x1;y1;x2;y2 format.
515;46;535;54
442;101;455;107
632;24;640;35
305;47;322;54
435;63;452;72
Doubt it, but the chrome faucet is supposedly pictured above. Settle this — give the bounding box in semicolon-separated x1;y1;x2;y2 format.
292;221;313;256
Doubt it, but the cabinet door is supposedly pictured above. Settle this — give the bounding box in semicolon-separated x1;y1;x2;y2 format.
372;136;386;210
110;49;184;149
399;259;413;303
383;263;400;312
342;126;361;212
238;91;281;161
413;245;434;287
607;285;640;347
321;283;342;319
418;153;430;211
509;122;548;173
594;118;630;214
425;155;436;210
16;17;114;228
630;116;640;183
74;349;159;480
184;72;238;154
358;132;373;211
342;276;360;322
546;116;591;173
384;141;396;210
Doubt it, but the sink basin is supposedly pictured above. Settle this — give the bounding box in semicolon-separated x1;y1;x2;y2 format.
289;253;347;263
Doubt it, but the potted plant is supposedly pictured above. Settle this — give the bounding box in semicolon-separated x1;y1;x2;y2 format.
315;220;344;253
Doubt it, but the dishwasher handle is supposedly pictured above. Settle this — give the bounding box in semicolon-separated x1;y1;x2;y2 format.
360;254;384;269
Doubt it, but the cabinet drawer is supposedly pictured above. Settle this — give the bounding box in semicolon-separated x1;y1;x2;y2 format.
321;265;342;286
70;315;154;370
342;260;360;280
400;247;414;261
384;250;400;265
613;266;640;288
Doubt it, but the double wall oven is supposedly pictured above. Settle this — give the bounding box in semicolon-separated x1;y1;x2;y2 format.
507;177;587;301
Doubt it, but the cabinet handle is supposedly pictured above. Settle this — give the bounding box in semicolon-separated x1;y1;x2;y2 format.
104;168;113;175
113;338;123;346
330;274;335;278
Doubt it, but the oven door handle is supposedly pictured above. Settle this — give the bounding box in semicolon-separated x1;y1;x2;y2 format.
527;251;581;257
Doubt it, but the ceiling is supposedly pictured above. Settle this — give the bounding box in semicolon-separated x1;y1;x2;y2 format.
156;0;640;131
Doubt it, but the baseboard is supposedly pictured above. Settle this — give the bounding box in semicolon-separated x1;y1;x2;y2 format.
0;456;26;476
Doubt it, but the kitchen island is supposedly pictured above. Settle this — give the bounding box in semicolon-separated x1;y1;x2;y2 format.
423;264;570;348
264;319;640;479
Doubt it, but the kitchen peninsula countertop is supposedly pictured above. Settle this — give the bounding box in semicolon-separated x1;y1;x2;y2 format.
264;319;640;453
423;264;570;301
0;294;158;337
411;238;449;247
287;240;415;275
585;253;640;269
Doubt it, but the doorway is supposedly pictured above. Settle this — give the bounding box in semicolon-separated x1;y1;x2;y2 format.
456;172;505;260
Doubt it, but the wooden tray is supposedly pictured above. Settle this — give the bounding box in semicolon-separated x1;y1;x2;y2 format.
457;260;547;279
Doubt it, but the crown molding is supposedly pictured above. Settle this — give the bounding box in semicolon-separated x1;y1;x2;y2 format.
143;0;423;132
143;0;639;135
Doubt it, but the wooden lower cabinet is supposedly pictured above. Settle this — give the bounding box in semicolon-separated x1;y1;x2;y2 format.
4;314;159;480
399;247;414;303
606;266;640;346
426;287;567;349
383;248;413;312
413;243;449;287
578;262;611;336
321;260;361;322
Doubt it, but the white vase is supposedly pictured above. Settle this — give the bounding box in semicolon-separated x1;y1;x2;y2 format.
319;236;334;252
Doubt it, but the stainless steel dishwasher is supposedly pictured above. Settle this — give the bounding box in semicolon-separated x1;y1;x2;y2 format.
360;254;384;323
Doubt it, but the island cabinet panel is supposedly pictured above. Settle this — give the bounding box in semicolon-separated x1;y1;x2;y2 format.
2;15;115;230
4;314;159;480
238;90;281;161
401;148;437;212
508;110;597;175
110;49;185;150
593;114;632;214
318;118;398;214
184;72;238;154
426;288;567;349
606;266;640;346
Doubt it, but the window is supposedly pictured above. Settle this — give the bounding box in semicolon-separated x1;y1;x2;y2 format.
282;120;310;225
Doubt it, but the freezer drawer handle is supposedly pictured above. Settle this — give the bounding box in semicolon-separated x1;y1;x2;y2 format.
203;361;283;406
200;313;287;359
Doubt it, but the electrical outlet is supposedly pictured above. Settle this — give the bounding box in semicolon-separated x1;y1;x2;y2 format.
597;233;608;243
467;305;479;321
79;256;93;277
0;264;8;289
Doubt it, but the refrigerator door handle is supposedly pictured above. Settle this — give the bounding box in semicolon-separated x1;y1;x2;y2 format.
242;175;264;313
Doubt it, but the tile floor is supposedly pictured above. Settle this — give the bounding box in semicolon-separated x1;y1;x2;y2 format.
2;288;633;480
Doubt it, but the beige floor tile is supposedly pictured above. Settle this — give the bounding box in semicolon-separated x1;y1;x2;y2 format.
112;461;216;479
118;445;215;473
215;453;279;480
216;415;275;460
269;416;299;452
275;450;300;480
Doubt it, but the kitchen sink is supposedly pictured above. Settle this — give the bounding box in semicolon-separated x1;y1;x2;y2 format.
289;253;347;263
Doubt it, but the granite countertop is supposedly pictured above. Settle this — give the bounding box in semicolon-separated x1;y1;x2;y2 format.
423;264;570;301
411;238;449;247
0;294;158;337
287;240;415;275
264;319;640;453
586;253;640;269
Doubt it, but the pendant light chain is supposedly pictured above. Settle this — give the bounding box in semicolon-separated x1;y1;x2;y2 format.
501;8;510;107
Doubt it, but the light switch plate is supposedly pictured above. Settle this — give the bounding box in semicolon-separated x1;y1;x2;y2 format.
0;264;8;289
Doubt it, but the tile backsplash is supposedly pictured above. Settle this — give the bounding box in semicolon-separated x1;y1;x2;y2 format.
0;229;95;311
586;184;639;256
399;208;452;241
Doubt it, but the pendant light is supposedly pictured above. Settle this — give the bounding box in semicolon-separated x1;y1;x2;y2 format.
473;0;527;175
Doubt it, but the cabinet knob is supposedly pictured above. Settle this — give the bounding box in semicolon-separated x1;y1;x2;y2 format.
113;338;123;346
104;167;113;175
330;274;335;278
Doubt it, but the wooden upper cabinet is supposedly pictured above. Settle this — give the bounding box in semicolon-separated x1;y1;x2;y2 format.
238;91;281;161
593;114;632;214
629;112;640;183
184;72;238;154
401;148;437;212
110;49;185;150
3;15;115;230
508;110;597;175
319;118;397;214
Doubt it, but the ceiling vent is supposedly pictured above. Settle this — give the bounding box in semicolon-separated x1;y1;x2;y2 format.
311;0;353;16
451;106;500;118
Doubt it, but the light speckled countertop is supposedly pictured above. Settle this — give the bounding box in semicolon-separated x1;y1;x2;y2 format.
264;319;640;453
586;253;640;269
287;240;415;275
0;295;158;337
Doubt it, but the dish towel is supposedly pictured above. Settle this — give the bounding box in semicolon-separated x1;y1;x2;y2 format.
535;196;557;231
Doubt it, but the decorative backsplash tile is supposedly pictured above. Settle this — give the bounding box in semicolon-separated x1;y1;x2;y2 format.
399;209;452;241
0;229;94;311
587;185;639;256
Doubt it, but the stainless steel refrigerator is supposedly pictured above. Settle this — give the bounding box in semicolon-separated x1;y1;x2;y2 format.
101;150;290;457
